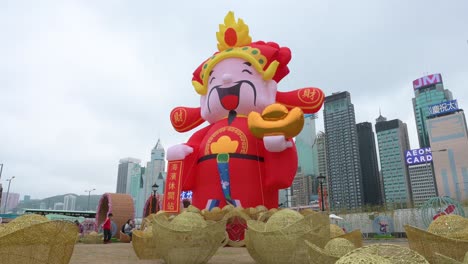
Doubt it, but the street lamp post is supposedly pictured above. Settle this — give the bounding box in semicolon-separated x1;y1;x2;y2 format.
85;188;96;211
152;183;159;214
317;174;326;212
3;176;15;214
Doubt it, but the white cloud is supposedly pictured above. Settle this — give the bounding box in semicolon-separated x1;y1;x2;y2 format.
1;0;467;199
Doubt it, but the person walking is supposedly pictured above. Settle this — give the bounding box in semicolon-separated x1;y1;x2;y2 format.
102;213;113;244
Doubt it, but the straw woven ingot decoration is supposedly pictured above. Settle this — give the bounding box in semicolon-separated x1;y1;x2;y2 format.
186;205;201;213
245;209;330;264
300;209;318;216
153;211;227;264
81;231;104;244
433;253;464;264
243;207;259;219
305;230;364;264
336;229;364;248
222;207;251;247
257;208;278;222
201;206;229;221
140;212;164;230
428;215;468;240
336;252;392;264
305;240;339;264
132;229;160;260
339;243;429;264
255;205;268;217
0;218;78;264
330;224;346;238
8;214;49;225
405;225;468;263
324;238;356;258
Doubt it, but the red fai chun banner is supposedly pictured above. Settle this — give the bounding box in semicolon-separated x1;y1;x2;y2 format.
163;160;183;213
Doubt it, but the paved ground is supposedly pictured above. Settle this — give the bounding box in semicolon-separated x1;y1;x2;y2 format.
69;239;409;264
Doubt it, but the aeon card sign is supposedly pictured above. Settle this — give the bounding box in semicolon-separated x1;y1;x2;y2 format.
405;147;432;165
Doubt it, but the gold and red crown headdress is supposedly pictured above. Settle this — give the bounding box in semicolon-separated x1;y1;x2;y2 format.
192;11;292;95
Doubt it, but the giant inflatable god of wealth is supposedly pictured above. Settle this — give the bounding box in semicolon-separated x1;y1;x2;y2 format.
165;12;324;212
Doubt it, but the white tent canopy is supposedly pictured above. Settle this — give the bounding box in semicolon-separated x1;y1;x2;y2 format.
329;214;343;220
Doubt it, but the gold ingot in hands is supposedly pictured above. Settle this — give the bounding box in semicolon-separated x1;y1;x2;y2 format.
248;103;304;139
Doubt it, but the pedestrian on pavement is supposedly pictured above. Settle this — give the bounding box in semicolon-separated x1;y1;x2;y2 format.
102;213;113;244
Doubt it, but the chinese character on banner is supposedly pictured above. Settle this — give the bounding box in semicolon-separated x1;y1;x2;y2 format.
163;161;183;213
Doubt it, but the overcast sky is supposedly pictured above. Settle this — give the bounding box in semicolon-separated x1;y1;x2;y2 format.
1;1;467;199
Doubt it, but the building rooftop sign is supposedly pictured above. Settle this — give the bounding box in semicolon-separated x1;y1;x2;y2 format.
413;73;442;90
428;100;459;117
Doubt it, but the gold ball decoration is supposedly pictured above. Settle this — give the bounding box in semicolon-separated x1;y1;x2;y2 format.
201;207;228;221
324;238;356;258
170;211;207;231
186;205;201;213
264;209;303;232
428;215;468;240
336;252;392;264
222;204;235;212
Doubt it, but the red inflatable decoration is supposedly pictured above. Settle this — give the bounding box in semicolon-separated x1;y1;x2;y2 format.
164;12;324;212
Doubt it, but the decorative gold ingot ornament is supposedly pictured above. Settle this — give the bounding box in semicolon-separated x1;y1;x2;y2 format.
248;103;304;139
201;207;228;222
0;215;77;264
337;243;429;264
406;224;468;263
246;209;330;264
152;209;227;264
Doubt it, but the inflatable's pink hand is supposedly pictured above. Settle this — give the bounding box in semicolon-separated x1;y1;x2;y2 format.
167;144;194;161
263;135;293;152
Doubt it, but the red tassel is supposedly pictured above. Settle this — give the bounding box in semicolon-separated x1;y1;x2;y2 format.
170;107;205;132
276;87;325;114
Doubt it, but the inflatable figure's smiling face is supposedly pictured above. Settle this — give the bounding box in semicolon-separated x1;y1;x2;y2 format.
200;57;277;123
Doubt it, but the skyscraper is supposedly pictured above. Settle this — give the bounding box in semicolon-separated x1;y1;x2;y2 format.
295;114;319;200
407;162;438;207
63;194;76;211
412;73;453;148
128;165;145;218
143;139;166;200
427;108;468;202
316;132;328;181
116;157;141;194
291;168;315;207
296;115;319;176
375;116;412;208
356;122;382;205
324;92;363;210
